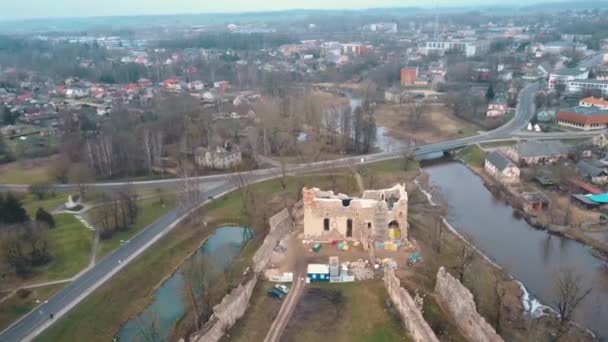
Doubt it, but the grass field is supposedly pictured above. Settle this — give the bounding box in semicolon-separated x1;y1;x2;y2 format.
0;285;64;332
456;145;486;167
2;213;94;290
0;160;53;184
20;194;67;217
282;281;411;342
479;140;516;149
95;197;176;259
36;174;356;342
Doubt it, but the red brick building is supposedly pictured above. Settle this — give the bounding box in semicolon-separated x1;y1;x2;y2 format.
400;67;418;86
556;97;608;130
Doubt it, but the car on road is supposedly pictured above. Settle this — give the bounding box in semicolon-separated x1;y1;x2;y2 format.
275;284;289;294
267;287;285;299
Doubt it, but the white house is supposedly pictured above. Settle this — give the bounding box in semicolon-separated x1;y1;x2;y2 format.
485;151;520;185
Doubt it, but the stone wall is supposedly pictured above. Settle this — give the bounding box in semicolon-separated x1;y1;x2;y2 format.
194;276;257;342
435;267;503;342
252;207;293;273
384;268;439;342
191;207;294;342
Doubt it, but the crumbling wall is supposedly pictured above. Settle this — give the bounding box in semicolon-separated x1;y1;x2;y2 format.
194;276;257;342
384;268;439;342
435;267;503;342
191;208;294;342
252;207;293;273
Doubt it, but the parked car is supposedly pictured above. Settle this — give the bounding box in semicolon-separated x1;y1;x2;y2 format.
267;287;284;299
275;284;289;294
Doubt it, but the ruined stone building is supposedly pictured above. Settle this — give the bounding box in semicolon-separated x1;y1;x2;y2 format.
302;184;408;248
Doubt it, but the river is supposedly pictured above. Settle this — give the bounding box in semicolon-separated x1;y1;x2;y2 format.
424;162;608;339
116;226;252;341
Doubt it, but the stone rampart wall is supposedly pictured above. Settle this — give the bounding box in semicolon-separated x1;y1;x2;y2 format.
384;268;439;342
435;267;503;342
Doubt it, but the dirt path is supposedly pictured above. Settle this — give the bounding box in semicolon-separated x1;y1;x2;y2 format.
263;275;306;342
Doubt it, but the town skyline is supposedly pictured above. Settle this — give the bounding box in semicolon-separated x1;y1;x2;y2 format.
0;0;581;21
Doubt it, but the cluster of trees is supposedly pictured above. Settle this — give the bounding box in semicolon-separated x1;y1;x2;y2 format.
158;32;296;51
0;134;13;164
0;193;55;278
254;84;377;160
91;188;139;239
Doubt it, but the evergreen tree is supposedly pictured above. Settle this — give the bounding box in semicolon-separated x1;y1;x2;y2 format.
0;193;29;225
0;134;12;163
35;207;55;229
486;84;495;101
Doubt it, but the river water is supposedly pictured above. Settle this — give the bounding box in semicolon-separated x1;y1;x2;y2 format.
424;162;608;339
116;226;252;341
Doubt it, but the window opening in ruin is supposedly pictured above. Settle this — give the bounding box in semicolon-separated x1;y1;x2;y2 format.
367;222;372;229
387;194;397;209
342;198;352;207
324;218;330;231
347;219;353;237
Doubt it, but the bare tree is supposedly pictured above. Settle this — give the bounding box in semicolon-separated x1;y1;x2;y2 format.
177;166;203;217
135;311;162;342
553;268;592;323
451;237;476;283
182;257;213;332
407;100;428;130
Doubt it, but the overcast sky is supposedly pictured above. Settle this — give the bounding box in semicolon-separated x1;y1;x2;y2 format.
1;0;543;21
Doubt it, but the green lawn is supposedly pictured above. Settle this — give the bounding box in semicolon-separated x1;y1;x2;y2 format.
3;212;94;289
95;197;176;259
282;281;411;342
0;213;94;329
21;194;67;217
41;214;94;280
36;174;356;342
0;285;64;332
456;126;479;138
457;145;486;167
479;140;516;149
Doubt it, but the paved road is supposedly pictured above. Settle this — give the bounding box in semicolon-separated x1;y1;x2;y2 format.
0;82;540;342
0;181;238;342
3;51;606;341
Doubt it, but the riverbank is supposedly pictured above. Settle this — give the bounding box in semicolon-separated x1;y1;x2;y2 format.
424;161;600;340
458;150;608;260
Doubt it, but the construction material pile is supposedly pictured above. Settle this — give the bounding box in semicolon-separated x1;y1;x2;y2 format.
349;259;373;280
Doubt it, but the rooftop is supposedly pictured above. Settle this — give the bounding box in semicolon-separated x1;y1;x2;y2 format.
552;67;588;76
486;151;514;171
513;140;569;158
559;106;608;116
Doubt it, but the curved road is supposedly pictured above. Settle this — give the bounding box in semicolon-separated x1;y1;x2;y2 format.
0;80;571;342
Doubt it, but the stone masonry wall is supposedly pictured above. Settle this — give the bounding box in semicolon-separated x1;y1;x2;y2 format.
192;207;294;342
384;268;440;342
252;207;293;273
435;267;503;342
194;276;257;342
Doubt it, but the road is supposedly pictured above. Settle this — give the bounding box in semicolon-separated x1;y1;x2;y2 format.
0;71;602;342
263;276;306;342
0;181;237;342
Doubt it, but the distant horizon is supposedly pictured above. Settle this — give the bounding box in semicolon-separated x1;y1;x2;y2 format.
0;0;597;22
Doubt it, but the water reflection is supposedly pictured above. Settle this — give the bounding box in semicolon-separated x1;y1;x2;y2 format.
424;162;607;339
